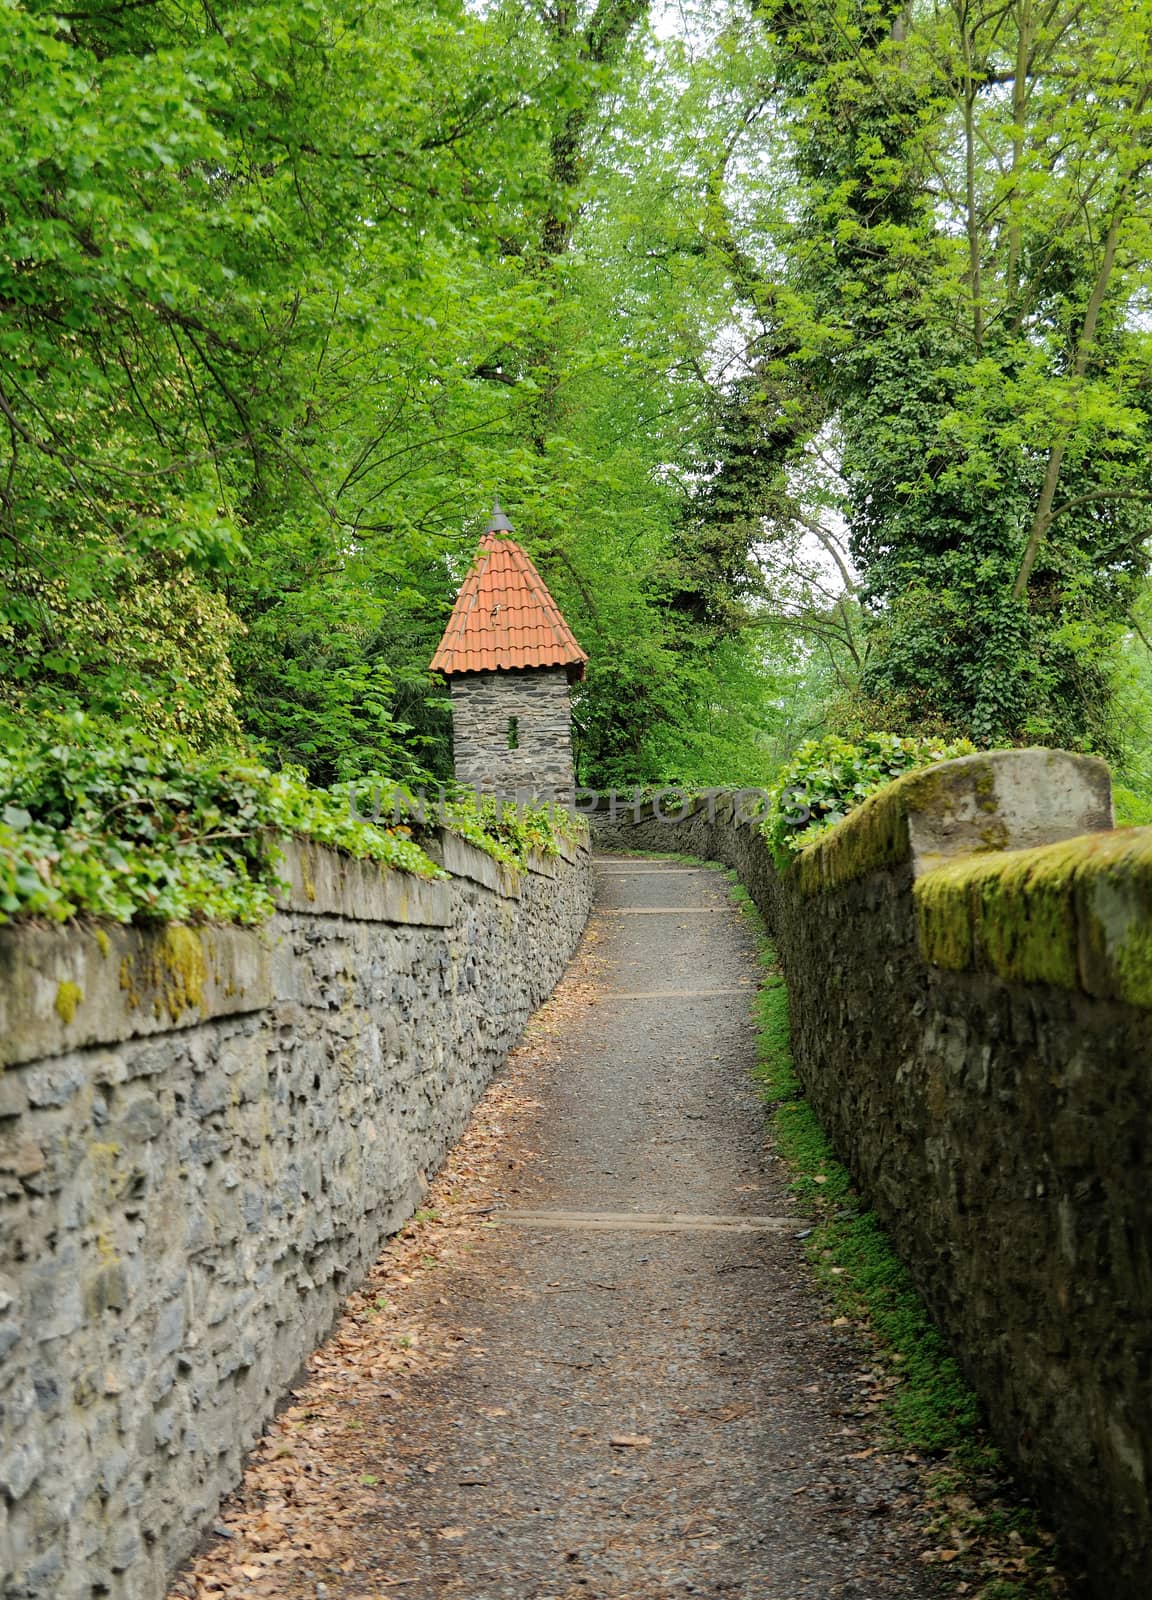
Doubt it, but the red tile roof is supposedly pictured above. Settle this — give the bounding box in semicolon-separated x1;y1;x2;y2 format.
430;533;588;677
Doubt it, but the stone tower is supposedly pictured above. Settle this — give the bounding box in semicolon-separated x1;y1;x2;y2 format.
430;503;587;799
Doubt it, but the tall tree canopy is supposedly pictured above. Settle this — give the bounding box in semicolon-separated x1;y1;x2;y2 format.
2;0;1151;789
720;0;1152;752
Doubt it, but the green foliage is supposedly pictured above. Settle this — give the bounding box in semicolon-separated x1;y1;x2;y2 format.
438;790;580;868
1111;594;1152;815
0;0;805;790
3;0;1144;810
762;732;976;865
815;1207;984;1455
234;579;452;788
0;717;284;925
1114;786;1152;828
0;716;446;926
263;773;447;881
0;560;244;748
741;0;1152;751
0;0;555;774
0;715;583;926
347;778;583;867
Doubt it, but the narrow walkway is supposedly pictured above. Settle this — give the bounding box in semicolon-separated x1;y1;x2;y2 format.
177;859;941;1600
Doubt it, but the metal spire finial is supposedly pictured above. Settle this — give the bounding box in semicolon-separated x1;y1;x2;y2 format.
486;498;512;533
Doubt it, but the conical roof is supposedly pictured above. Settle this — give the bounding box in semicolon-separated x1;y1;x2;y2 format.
430;521;587;678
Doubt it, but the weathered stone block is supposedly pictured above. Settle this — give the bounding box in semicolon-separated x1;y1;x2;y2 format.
0;925;273;1070
274;837;453;925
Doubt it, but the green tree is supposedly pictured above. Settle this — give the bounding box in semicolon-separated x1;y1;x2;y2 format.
7;0;1003;795
728;0;1152;750
0;0;550;769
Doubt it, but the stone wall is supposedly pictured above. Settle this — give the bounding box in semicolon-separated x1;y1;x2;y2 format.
594;758;1151;1600
0;830;592;1600
449;667;574;796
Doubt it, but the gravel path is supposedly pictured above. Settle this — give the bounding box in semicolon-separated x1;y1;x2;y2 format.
175;857;945;1600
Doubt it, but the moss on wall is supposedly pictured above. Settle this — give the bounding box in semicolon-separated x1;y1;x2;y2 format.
54;981;83;1025
788;744;1148;1003
118;925;210;1022
915;827;1152;1007
793;774;909;894
154;926;209;1020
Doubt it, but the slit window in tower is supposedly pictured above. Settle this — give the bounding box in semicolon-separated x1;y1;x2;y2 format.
508;715;519;750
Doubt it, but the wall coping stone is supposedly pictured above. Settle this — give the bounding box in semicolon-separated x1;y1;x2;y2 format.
0;921;273;1069
423;829;521;898
525;847;556;878
0;825;589;1074
916;823;1152;1007
793;749;1112;894
276;836;454;922
555;825;590;864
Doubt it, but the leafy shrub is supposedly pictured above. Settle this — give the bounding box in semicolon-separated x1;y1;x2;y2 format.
1113;784;1152;829
438;790;580;867
763;731;977;865
0;559;245;752
0;717;582;927
0;718;445;927
265;771;444;880
339;780;582;869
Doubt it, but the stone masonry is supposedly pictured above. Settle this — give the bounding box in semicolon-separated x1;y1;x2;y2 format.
0;831;592;1600
450;667;576;797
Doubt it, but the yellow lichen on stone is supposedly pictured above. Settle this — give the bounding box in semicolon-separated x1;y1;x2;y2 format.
119;954;140;1010
151;925;209;1021
914;827;1152;1007
54;980;83;1025
93;927;111;958
972;760;997;814
978;818;1010;851
300;843;317;903
119;925;210;1022
89;1140;127;1202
